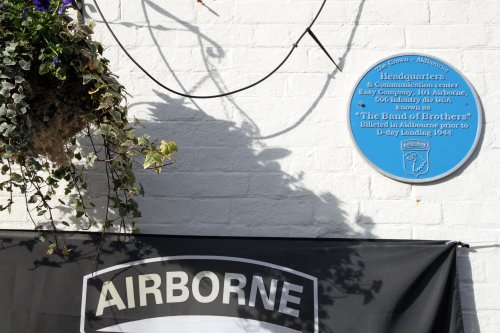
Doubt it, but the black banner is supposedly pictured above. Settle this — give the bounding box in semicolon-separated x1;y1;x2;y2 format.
0;231;464;333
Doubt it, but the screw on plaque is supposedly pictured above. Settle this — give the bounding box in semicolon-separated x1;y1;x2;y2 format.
357;101;366;108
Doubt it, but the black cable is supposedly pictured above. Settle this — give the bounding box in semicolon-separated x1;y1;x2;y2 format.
307;28;342;71
92;0;329;99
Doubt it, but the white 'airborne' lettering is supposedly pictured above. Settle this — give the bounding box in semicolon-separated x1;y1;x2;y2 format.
125;277;136;309
95;271;305;318
223;273;247;305
249;276;277;310
192;271;220;303
139;274;163;306
166;271;189;303
278;282;303;318
96;281;126;316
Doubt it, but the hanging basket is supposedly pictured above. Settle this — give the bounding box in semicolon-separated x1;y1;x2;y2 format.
24;69;94;164
1;0;178;252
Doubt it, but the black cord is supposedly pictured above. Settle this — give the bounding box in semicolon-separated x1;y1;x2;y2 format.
307;28;342;71
92;0;329;99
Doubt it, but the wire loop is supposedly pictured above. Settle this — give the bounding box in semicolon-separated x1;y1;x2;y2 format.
92;0;329;99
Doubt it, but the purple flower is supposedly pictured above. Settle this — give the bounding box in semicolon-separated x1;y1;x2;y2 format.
52;57;60;66
58;0;73;14
33;0;50;12
22;7;29;12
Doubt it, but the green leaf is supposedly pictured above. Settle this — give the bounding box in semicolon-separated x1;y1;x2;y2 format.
19;59;31;71
143;152;165;173
86;152;97;165
159;140;178;159
153;152;163;164
0;82;15;97
138;134;151;146
0;123;16;136
6;106;16;118
1;165;9;174
74;199;83;208
110;110;122;122
61;246;72;255
82;74;95;85
10;172;23;182
82;113;97;122
2;151;13;159
5;43;17;53
55;67;67;80
46;243;57;255
143;152;158;169
12;93;25;103
14;76;25;84
3;58;15;66
98;124;114;137
38;63;51;75
17;101;28;114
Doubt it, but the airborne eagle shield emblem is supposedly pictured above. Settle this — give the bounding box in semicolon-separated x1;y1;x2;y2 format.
401;140;430;177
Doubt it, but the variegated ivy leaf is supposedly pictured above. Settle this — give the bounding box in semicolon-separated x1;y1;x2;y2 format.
0;105;7;117
12;93;25;103
0;81;15;97
2;58;15;66
18;59;30;71
0;122;16;136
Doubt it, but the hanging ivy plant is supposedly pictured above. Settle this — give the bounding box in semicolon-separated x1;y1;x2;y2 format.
0;0;177;254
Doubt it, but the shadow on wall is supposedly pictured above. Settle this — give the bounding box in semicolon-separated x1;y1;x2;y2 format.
129;89;376;238
60;87;376;238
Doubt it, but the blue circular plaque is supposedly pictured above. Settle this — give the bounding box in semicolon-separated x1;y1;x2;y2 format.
349;54;482;183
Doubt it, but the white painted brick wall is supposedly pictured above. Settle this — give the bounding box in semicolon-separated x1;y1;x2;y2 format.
4;0;500;331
